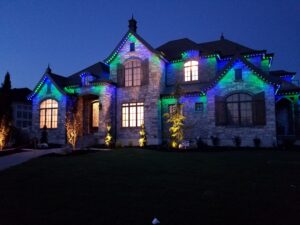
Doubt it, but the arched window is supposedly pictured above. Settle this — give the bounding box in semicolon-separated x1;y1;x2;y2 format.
40;99;58;128
184;61;198;81
124;60;141;87
92;101;99;128
226;93;253;126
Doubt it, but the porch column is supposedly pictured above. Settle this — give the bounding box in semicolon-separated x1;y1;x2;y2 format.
98;85;115;144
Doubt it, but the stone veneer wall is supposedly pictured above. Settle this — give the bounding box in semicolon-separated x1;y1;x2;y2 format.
97;85;116;144
161;96;208;143
166;57;217;86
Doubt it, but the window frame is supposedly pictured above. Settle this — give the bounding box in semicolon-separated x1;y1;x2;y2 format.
39;99;58;129
225;93;253;127
184;60;199;82
121;102;144;128
195;102;204;112
91;100;99;129
124;59;142;87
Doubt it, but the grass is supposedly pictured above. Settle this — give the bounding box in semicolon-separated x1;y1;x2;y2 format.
0;149;300;225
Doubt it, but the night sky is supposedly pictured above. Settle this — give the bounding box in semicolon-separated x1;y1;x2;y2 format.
0;0;299;89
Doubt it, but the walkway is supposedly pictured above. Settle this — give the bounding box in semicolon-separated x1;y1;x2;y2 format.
0;148;63;172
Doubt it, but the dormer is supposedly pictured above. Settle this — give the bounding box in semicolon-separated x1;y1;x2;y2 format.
81;72;95;86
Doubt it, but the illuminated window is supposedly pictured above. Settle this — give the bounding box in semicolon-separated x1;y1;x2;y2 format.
92;101;99;128
184;61;198;81
168;104;183;115
40;99;58;128
124;60;141;87
122;102;144;127
226;93;253;126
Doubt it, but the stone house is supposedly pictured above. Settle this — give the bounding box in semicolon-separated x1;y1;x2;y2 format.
28;18;300;147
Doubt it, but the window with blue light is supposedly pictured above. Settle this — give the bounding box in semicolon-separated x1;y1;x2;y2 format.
130;43;135;52
81;73;94;86
235;69;243;81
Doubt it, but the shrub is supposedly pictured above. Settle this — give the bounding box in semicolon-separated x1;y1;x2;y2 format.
115;141;123;148
253;137;261;148
210;136;220;147
138;124;147;147
233;136;241;147
40;125;48;144
195;137;206;150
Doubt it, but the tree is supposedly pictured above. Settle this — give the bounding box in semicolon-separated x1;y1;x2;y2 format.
0;117;10;150
0;72;12;123
65;98;81;150
164;84;185;149
104;123;113;147
139;123;147;147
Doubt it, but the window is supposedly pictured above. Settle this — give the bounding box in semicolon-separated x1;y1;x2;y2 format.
235;69;243;81
125;60;141;87
40;99;58;128
130;42;135;52
184;61;198;81
122;102;144;127
195;103;204;112
168;104;176;114
17;111;22;118
22;111;28;119
168;104;183;115
81;73;94;86
92;101;99;128
226;93;253;126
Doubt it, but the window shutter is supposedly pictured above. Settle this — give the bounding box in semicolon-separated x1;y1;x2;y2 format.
215;95;227;126
253;91;266;126
141;59;149;85
117;64;125;87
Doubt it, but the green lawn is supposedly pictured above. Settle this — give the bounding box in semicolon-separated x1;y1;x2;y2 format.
0;149;300;225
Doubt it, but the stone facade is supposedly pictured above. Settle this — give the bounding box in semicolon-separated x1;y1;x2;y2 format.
31;80;67;145
29;21;299;147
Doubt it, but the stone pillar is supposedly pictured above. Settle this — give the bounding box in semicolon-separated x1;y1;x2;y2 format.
98;85;115;144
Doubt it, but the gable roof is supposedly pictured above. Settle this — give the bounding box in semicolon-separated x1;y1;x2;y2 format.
28;72;68;100
105;30;167;64
157;37;265;61
156;38;199;61
67;62;109;86
162;54;281;97
202;54;280;91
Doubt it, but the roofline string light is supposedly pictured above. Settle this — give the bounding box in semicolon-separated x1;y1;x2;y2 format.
27;76;48;100
105;32;132;64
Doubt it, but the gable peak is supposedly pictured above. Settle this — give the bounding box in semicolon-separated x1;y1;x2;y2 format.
128;15;137;33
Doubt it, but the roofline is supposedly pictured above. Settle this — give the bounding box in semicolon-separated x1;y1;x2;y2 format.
27;73;66;100
201;54;280;92
104;30;168;64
